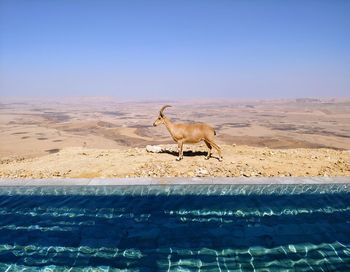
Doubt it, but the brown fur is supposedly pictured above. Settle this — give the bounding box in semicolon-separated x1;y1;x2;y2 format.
153;105;223;161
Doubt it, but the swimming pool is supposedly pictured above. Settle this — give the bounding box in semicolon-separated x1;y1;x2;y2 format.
0;183;349;271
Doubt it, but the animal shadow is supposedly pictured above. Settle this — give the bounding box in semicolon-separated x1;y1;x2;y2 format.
161;149;221;160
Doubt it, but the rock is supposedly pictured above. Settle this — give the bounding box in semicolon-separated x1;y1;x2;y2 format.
195;167;209;177
146;145;163;153
53;171;61;177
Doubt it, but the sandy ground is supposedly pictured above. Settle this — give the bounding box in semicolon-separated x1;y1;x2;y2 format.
0;97;349;178
1;144;349;178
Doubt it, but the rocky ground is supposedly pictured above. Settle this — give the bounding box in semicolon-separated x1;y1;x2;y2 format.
0;144;349;178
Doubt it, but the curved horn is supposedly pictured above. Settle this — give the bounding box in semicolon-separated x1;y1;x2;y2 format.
159;105;172;116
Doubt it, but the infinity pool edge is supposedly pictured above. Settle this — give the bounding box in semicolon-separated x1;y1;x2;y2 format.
0;177;349;186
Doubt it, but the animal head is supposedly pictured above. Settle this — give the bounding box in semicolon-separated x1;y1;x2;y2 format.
153;105;172;126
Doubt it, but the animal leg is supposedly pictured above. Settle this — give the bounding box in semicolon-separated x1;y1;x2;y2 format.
207;140;223;161
176;141;184;161
204;140;212;160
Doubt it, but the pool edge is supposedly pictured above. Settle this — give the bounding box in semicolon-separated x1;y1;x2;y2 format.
0;177;349;186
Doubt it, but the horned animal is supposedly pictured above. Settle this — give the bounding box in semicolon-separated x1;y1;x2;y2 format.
153;105;223;161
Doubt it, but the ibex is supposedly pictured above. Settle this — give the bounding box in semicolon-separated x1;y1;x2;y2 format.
153;105;223;161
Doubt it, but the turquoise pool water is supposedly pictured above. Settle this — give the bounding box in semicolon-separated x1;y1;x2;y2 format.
0;184;349;271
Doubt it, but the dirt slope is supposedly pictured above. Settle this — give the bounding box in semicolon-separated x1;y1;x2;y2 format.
1;144;349;178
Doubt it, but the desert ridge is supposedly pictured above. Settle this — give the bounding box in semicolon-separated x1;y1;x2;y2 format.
0;144;349;178
0;97;349;178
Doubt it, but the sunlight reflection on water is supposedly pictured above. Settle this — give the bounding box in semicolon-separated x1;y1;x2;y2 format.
0;183;349;271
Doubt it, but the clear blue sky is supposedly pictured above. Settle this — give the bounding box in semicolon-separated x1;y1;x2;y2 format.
1;0;349;99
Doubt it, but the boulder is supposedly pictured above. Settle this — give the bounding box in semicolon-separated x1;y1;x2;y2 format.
146;145;163;153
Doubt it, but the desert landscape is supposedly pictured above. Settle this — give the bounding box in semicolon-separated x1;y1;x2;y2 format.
0;97;349;178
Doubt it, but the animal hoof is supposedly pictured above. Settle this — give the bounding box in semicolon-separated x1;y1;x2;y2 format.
218;157;223;162
176;157;181;161
205;156;209;160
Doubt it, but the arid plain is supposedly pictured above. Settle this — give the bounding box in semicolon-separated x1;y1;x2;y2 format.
0;97;349;178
